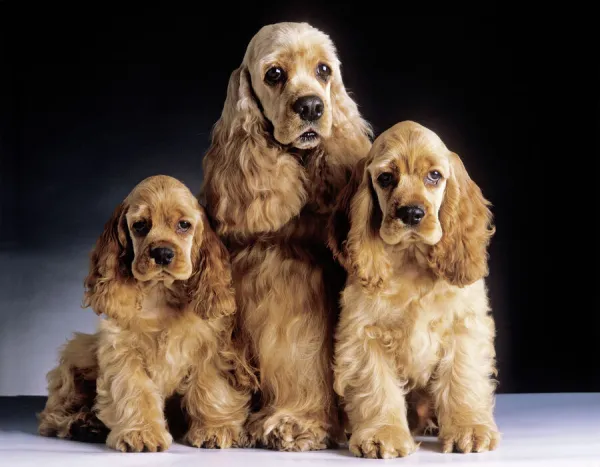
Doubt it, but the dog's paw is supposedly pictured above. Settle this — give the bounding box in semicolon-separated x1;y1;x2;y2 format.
349;426;417;459
68;411;109;443
440;424;500;453
247;414;329;452
185;422;250;449
107;426;172;452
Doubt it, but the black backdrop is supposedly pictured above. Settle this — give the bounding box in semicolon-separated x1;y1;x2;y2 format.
1;3;598;394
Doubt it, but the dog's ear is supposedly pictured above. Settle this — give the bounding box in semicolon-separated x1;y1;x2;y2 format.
428;152;495;287
328;157;390;292
83;202;133;316
216;66;264;138
327;157;367;270
330;61;373;144
187;207;236;320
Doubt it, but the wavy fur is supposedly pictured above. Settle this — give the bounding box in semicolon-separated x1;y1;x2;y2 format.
200;22;372;451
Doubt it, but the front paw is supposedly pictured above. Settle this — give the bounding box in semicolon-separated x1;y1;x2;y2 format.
440;424;500;453
349;426;417;459
185;422;250;449
247;414;329;452
107;427;172;452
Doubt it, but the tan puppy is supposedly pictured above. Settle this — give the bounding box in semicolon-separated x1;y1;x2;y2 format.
38;175;251;452
329;121;500;458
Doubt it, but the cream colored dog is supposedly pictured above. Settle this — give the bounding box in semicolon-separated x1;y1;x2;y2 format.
201;22;372;451
329;121;500;458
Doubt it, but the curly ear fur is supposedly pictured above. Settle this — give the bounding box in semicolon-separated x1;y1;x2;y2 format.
200;66;307;237
428;152;495;287
328;158;390;292
83;202;133;317
327;158;367;270
187;208;236;320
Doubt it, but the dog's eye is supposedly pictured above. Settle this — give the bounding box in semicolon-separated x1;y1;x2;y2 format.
132;220;149;235
377;172;395;188
316;63;331;81
426;170;442;185
177;220;191;232
264;67;285;86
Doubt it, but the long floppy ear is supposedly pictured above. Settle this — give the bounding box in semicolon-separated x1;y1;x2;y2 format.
187;208;236;320
82;202;133;315
329;158;390;292
200;66;307;236
214;66;263;140
329;64;373;145
428;152;495;287
327;157;368;269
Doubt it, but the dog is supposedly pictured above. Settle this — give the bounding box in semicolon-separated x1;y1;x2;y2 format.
200;22;373;451
38;175;251;452
328;121;500;458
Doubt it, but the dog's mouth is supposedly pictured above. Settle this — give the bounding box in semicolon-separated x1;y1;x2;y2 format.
293;130;321;148
299;130;319;142
133;256;192;282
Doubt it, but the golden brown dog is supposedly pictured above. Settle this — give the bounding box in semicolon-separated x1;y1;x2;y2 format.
38;175;251;452
328;121;500;458
200;22;372;451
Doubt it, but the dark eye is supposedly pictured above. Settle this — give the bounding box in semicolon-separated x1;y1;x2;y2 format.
177;220;191;232
426;170;442;184
264;66;285;86
316;63;331;81
377;172;395;188
132;220;149;235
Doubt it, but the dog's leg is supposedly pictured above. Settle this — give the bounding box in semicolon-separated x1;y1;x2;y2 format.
333;324;417;459
240;252;339;452
431;314;500;453
95;333;172;453
38;332;108;442
182;352;251;449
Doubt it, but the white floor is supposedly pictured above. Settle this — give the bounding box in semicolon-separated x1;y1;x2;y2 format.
1;393;599;467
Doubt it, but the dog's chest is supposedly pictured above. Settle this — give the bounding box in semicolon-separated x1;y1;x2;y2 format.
144;319;206;395
379;273;455;388
137;289;206;394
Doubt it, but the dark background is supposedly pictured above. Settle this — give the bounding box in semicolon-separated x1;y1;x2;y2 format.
1;3;598;395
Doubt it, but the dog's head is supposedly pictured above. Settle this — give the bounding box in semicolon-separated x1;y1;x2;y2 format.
219;21;362;151
329;121;495;289
243;22;340;148
118;176;200;282
83;175;235;319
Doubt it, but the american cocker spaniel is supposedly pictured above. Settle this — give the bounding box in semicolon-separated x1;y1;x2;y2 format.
200;22;372;451
38;175;251;452
328;121;500;458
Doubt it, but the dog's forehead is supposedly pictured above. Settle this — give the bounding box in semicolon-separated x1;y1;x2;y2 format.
126;187;200;221
369;123;450;174
245;23;338;70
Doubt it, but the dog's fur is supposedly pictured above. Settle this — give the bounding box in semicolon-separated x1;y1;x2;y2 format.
38;175;251;452
328;121;500;458
200;22;372;451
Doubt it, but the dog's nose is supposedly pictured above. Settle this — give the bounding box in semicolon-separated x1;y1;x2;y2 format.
292;95;324;121
396;205;425;226
150;247;175;266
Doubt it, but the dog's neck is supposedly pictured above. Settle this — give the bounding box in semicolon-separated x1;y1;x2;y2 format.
136;279;186;325
386;242;433;274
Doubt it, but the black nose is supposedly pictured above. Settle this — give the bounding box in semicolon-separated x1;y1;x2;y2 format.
396;205;425;226
292;95;324;121
150;247;175;266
